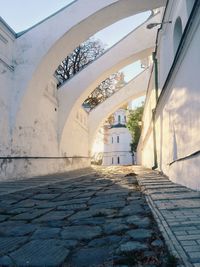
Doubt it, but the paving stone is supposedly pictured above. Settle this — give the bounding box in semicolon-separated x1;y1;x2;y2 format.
31;227;60;239
0;214;10;222
0;223;36;237
126;215;151;228
88;195;124;204
62;239;78;249
90;207;117;216
91;200;125;209
36;200;71;208
103;222;129;235
56;203;87;211
13;200;36;208
61;197;90;205
151;239;164;248
11;208;52;221
9;239;69;267
68;210;95;220
88;235;122;248
61;225;102;240
72;217;106;225
127;229;153;240
119;241;148;253
70;247;112;267
33;210;72;222
181;240;197;246
0;255;15;266
184;245;200;252
5;207;31;215
0;237;28;255
31;193;60;200
120;204;144;216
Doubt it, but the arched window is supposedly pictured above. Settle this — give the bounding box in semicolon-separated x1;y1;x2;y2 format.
118;115;121;123
117;157;120;164
173;17;183;55
117;136;119;143
112;157;114;164
111;137;113;144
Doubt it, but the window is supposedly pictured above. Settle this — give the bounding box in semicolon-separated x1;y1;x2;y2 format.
111;137;113;143
124;115;126;123
117;136;119;143
173;17;183;55
117;157;120;164
118;115;121;123
112;157;114;164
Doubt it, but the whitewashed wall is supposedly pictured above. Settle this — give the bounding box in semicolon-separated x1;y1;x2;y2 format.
137;0;200;190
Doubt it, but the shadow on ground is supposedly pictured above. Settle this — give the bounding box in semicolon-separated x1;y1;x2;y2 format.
0;166;174;267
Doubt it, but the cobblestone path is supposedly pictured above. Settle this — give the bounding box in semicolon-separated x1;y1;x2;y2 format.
0;166;170;267
135;166;200;267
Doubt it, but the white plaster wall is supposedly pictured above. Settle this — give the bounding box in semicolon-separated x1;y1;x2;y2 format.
138;1;200;190
0;20;15;156
61;107;89;157
157;0;195;92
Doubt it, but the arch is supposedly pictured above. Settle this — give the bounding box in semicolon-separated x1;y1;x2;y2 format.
59;12;161;147
13;0;166;131
88;67;150;150
173;17;183;55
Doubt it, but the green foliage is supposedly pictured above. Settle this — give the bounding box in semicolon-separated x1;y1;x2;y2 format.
127;104;144;152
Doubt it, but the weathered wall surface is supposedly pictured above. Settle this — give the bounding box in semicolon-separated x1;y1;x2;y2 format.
0;19;15;156
0;19;90;179
137;0;200;190
0;0;166;180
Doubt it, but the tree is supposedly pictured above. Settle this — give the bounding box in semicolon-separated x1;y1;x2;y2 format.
55;38;105;87
55;38;126;110
83;72;126;110
126;104;144;152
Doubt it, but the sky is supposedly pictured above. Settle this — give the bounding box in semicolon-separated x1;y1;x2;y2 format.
0;0;150;108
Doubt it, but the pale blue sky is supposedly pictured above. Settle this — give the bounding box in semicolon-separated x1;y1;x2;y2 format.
0;0;74;32
0;0;149;107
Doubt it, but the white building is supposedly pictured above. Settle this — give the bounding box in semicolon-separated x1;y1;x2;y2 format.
102;109;132;166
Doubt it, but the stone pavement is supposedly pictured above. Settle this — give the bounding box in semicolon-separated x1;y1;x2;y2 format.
0;166;171;267
134;166;200;267
0;168;94;196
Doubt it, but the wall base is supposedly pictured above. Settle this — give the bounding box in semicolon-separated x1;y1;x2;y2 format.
0;157;91;181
